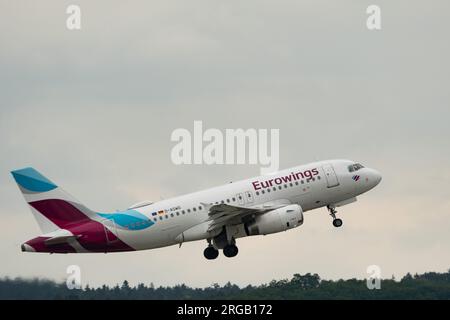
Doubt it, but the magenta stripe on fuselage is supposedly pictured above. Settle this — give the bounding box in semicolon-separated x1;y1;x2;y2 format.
27;199;134;253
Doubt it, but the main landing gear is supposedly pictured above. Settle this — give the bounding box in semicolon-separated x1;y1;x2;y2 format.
203;245;219;260
203;237;239;260
203;239;219;260
223;243;239;258
327;205;343;228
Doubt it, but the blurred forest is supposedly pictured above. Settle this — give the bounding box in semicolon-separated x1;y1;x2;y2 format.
1;270;449;300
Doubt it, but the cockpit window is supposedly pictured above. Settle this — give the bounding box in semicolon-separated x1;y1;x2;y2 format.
348;163;364;172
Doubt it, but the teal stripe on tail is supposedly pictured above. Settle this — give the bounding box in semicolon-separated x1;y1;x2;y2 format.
11;168;57;193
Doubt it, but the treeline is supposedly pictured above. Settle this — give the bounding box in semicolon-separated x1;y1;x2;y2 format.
0;270;449;300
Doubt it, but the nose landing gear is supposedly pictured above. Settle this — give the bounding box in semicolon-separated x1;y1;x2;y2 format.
327;205;343;228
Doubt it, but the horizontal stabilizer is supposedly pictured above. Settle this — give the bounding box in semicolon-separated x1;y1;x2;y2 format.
44;235;81;246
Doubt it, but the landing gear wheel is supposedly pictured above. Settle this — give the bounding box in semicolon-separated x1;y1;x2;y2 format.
327;205;343;228
223;244;239;258
203;246;219;260
332;218;343;228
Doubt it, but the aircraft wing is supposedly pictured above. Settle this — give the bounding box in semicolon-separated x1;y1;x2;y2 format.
201;200;290;233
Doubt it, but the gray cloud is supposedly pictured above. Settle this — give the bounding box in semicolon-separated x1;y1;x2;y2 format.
0;0;449;287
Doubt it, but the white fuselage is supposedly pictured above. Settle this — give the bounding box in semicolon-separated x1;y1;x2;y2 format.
116;159;381;251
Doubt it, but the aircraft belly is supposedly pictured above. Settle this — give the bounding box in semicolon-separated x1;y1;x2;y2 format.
114;227;177;250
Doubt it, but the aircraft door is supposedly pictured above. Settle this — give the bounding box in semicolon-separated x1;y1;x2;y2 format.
102;218;119;246
322;164;340;188
245;191;254;204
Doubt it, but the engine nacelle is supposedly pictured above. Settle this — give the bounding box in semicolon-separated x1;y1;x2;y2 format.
245;204;304;236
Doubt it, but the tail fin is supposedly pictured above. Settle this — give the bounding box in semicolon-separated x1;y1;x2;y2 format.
11;167;96;233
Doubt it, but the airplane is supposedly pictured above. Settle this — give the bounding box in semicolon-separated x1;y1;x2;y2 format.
11;159;381;259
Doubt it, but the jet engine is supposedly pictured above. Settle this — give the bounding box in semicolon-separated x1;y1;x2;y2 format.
245;204;303;236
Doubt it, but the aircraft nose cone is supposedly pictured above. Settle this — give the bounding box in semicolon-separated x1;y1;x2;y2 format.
369;169;382;187
374;170;382;185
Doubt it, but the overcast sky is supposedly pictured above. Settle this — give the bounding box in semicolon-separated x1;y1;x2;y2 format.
1;0;449;288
